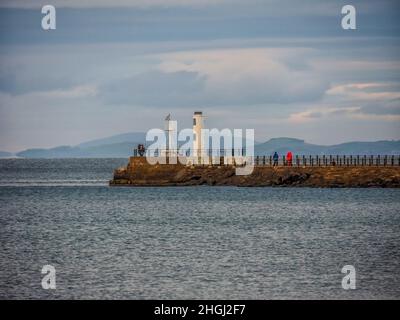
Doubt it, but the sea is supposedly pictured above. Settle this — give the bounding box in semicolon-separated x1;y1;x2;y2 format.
0;158;399;299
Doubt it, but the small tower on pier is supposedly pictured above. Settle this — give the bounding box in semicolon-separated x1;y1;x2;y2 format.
192;111;205;160
164;114;177;157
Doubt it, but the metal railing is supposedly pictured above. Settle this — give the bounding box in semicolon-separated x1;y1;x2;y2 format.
133;149;400;167
250;154;400;167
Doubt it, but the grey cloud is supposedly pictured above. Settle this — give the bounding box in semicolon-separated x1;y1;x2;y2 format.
0;71;76;95
1;0;399;46
1;0;399;151
307;112;323;118
361;99;400;115
329;109;357;116
0;69;17;94
99;70;207;107
0;53;86;95
99;69;328;108
362;83;400;93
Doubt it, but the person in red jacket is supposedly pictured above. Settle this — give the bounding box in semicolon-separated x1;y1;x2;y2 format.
286;151;293;166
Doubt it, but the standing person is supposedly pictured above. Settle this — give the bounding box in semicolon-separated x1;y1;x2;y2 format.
273;152;279;166
286;151;293;166
138;144;145;157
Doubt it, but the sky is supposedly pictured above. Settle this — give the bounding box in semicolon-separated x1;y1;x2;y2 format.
0;0;399;152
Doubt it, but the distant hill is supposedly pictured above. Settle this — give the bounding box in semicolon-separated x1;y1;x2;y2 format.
78;132;146;148
0;151;13;158
16;132;146;158
12;134;400;158
16;142;140;158
255;138;400;156
322;140;400;155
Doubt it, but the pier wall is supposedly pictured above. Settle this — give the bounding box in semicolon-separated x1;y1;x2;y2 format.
110;157;400;187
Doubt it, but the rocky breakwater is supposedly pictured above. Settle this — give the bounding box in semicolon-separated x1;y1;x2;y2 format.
110;157;400;187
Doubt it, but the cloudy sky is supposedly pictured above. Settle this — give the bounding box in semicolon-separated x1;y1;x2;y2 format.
0;0;399;152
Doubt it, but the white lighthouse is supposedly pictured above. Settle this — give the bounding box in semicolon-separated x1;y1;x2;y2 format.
192;111;205;161
164;114;177;159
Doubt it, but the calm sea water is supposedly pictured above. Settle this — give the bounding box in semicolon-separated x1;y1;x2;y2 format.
0;158;399;299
